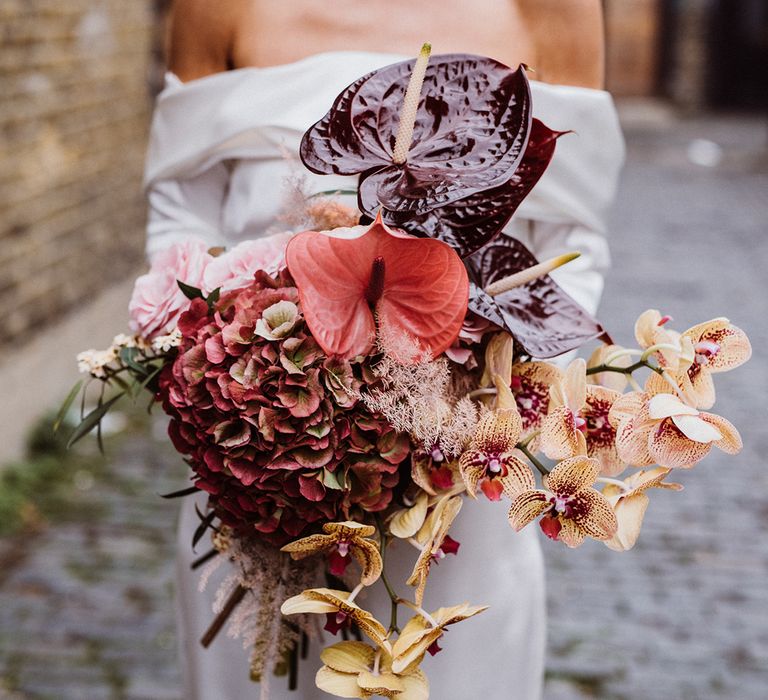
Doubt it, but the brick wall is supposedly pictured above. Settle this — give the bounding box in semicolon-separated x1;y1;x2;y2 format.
604;0;662;97
0;1;156;348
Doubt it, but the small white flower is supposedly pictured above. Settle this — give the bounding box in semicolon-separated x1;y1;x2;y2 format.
152;328;183;352
112;333;132;348
76;348;116;378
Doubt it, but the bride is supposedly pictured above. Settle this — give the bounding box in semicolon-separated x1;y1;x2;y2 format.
145;1;624;697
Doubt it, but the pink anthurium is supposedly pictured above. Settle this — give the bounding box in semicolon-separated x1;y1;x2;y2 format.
286;213;469;362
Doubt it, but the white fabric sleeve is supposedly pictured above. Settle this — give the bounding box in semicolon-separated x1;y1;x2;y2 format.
145;163;231;263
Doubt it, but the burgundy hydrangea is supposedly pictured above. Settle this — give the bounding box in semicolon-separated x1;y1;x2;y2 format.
158;270;409;545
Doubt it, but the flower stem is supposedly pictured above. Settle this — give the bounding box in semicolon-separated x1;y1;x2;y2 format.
586;359;664;377
603;348;642;365
517;443;549;476
518;430;540;449
375;515;401;634
640;342;681;362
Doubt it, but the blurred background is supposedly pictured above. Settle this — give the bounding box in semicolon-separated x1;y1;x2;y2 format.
0;1;766;698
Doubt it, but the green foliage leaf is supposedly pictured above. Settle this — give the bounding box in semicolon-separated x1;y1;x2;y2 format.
206;287;221;311
119;347;150;378
177;280;204;300
54;380;83;433
66;392;125;449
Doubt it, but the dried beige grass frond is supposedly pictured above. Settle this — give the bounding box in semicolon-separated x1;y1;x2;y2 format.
203;533;321;698
363;333;480;457
276;175;359;233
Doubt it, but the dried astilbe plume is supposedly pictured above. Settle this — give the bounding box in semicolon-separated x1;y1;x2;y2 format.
277;175;359;232
201;533;321;699
363;321;480;457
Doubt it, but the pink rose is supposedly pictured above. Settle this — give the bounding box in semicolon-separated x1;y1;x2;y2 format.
129;239;212;339
202;231;294;293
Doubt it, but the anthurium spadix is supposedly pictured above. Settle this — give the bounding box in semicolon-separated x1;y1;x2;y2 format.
285;213;469;363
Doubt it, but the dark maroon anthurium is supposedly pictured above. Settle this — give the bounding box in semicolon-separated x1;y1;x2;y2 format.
466;236;610;358
385;119;565;257
300;54;531;234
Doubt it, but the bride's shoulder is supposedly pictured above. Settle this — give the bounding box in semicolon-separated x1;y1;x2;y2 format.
166;0;255;82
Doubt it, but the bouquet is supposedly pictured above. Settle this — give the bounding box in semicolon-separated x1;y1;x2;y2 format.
69;45;751;698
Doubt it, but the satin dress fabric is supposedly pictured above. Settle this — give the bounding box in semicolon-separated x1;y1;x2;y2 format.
143;51;625;700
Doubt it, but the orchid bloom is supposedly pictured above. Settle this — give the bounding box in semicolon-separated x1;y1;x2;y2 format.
391;603;487;673
281;521;383;585
410;453;461;496
458;378;534;501
539;358;624;476
285;213;469;362
676;318;751;410
609;382;742;469
281;588;388;648
458;408;532;502
407;496;462;605
509;361;563;439
602;468;683;551
315;641;429;700
507;456;618;547
389;492;431;540
634;309;684;369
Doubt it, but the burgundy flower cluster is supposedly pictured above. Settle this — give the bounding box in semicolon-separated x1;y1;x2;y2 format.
159;270;410;545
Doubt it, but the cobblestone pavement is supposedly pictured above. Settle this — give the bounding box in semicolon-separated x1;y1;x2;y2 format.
0;112;766;700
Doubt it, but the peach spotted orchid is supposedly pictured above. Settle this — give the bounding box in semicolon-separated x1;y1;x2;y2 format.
602;468;683;551
391;603;487;672
458;377;534;501
280;588;389;648
507;456;618;547
407;495;463;605
509;361;563;439
539;358;624;476
315;641;429;700
674;317;751;410
609;381;742;469
634;309;684;370
281;521;383;585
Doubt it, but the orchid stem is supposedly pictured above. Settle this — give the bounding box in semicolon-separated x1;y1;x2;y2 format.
603;348;642;365
519;430;540;449
517;443;549;476
586;359;664;377
414;605;439;629
347;582;365;605
375;515;401;634
640;343;681;362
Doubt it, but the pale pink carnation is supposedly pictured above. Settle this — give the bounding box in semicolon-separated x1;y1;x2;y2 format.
129;239;212;340
202;232;295;293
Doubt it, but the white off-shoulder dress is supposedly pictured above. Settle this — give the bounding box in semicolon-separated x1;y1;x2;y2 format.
143;51;624;700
